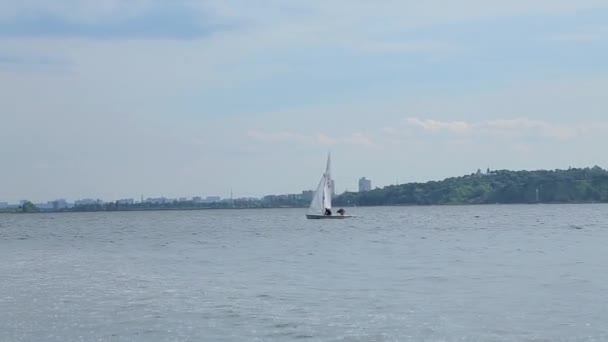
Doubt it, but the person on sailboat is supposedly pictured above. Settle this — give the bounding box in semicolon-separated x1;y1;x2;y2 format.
337;208;345;216
324;208;332;216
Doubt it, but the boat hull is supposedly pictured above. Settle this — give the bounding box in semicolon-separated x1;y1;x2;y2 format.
306;214;352;219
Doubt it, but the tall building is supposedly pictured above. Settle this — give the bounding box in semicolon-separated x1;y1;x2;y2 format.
358;177;372;192
301;190;314;202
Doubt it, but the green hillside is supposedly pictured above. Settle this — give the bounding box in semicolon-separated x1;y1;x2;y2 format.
335;166;608;206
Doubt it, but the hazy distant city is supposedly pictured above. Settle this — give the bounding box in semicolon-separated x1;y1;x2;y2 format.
6;165;608;213
0;177;373;211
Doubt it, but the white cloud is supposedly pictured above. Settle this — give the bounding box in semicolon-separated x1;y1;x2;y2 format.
405;118;471;133
316;134;337;146
247;130;376;148
484;119;581;140
342;133;376;147
247;115;607;154
403;117;603;141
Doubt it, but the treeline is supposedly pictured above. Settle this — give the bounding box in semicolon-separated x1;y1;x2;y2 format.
334;166;608;206
69;198;309;212
4;197;311;214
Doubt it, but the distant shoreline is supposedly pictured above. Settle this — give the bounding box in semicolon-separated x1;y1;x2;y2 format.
0;206;308;214
335;167;608;207
3;201;607;214
6;166;608;214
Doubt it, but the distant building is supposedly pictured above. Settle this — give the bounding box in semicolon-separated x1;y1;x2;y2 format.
263;194;298;205
145;197;169;204
192;196;202;203
75;198;97;206
37;202;53;210
263;195;277;203
359;177;372;192
235;197;257;202
117;198;134;205
301;190;314;202
205;196;221;203
50;199;70;210
473;168;496;177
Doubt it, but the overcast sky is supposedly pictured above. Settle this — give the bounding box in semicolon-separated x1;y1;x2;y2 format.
1;1;607;202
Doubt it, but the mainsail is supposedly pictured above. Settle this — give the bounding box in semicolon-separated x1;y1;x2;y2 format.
308;153;332;215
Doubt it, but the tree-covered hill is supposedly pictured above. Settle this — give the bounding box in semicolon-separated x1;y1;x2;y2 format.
334;166;608;206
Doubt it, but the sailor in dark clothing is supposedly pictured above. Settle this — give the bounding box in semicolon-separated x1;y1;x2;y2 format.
337;208;345;216
324;208;332;216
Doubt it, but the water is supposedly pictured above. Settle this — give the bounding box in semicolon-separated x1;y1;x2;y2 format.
1;205;607;341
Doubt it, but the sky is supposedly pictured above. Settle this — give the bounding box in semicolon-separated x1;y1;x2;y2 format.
1;1;608;203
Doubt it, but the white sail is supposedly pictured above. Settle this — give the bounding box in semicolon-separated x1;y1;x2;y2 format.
323;181;332;210
308;174;326;215
323;153;332;210
308;153;332;215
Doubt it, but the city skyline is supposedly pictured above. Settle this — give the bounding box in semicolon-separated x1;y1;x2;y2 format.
0;177;368;205
5;165;607;208
5;163;607;204
1;1;607;202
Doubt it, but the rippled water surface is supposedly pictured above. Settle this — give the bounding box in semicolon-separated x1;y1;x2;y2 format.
1;205;608;341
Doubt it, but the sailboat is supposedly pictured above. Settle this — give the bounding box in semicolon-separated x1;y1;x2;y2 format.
306;153;352;219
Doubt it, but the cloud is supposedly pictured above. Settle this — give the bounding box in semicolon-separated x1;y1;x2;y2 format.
246;130;376;147
246;117;588;150
403;117;598;141
405;118;470;133
342;133;375;147
0;2;228;39
3;0;606;42
316;134;337;145
483;118;579;140
204;0;608;30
